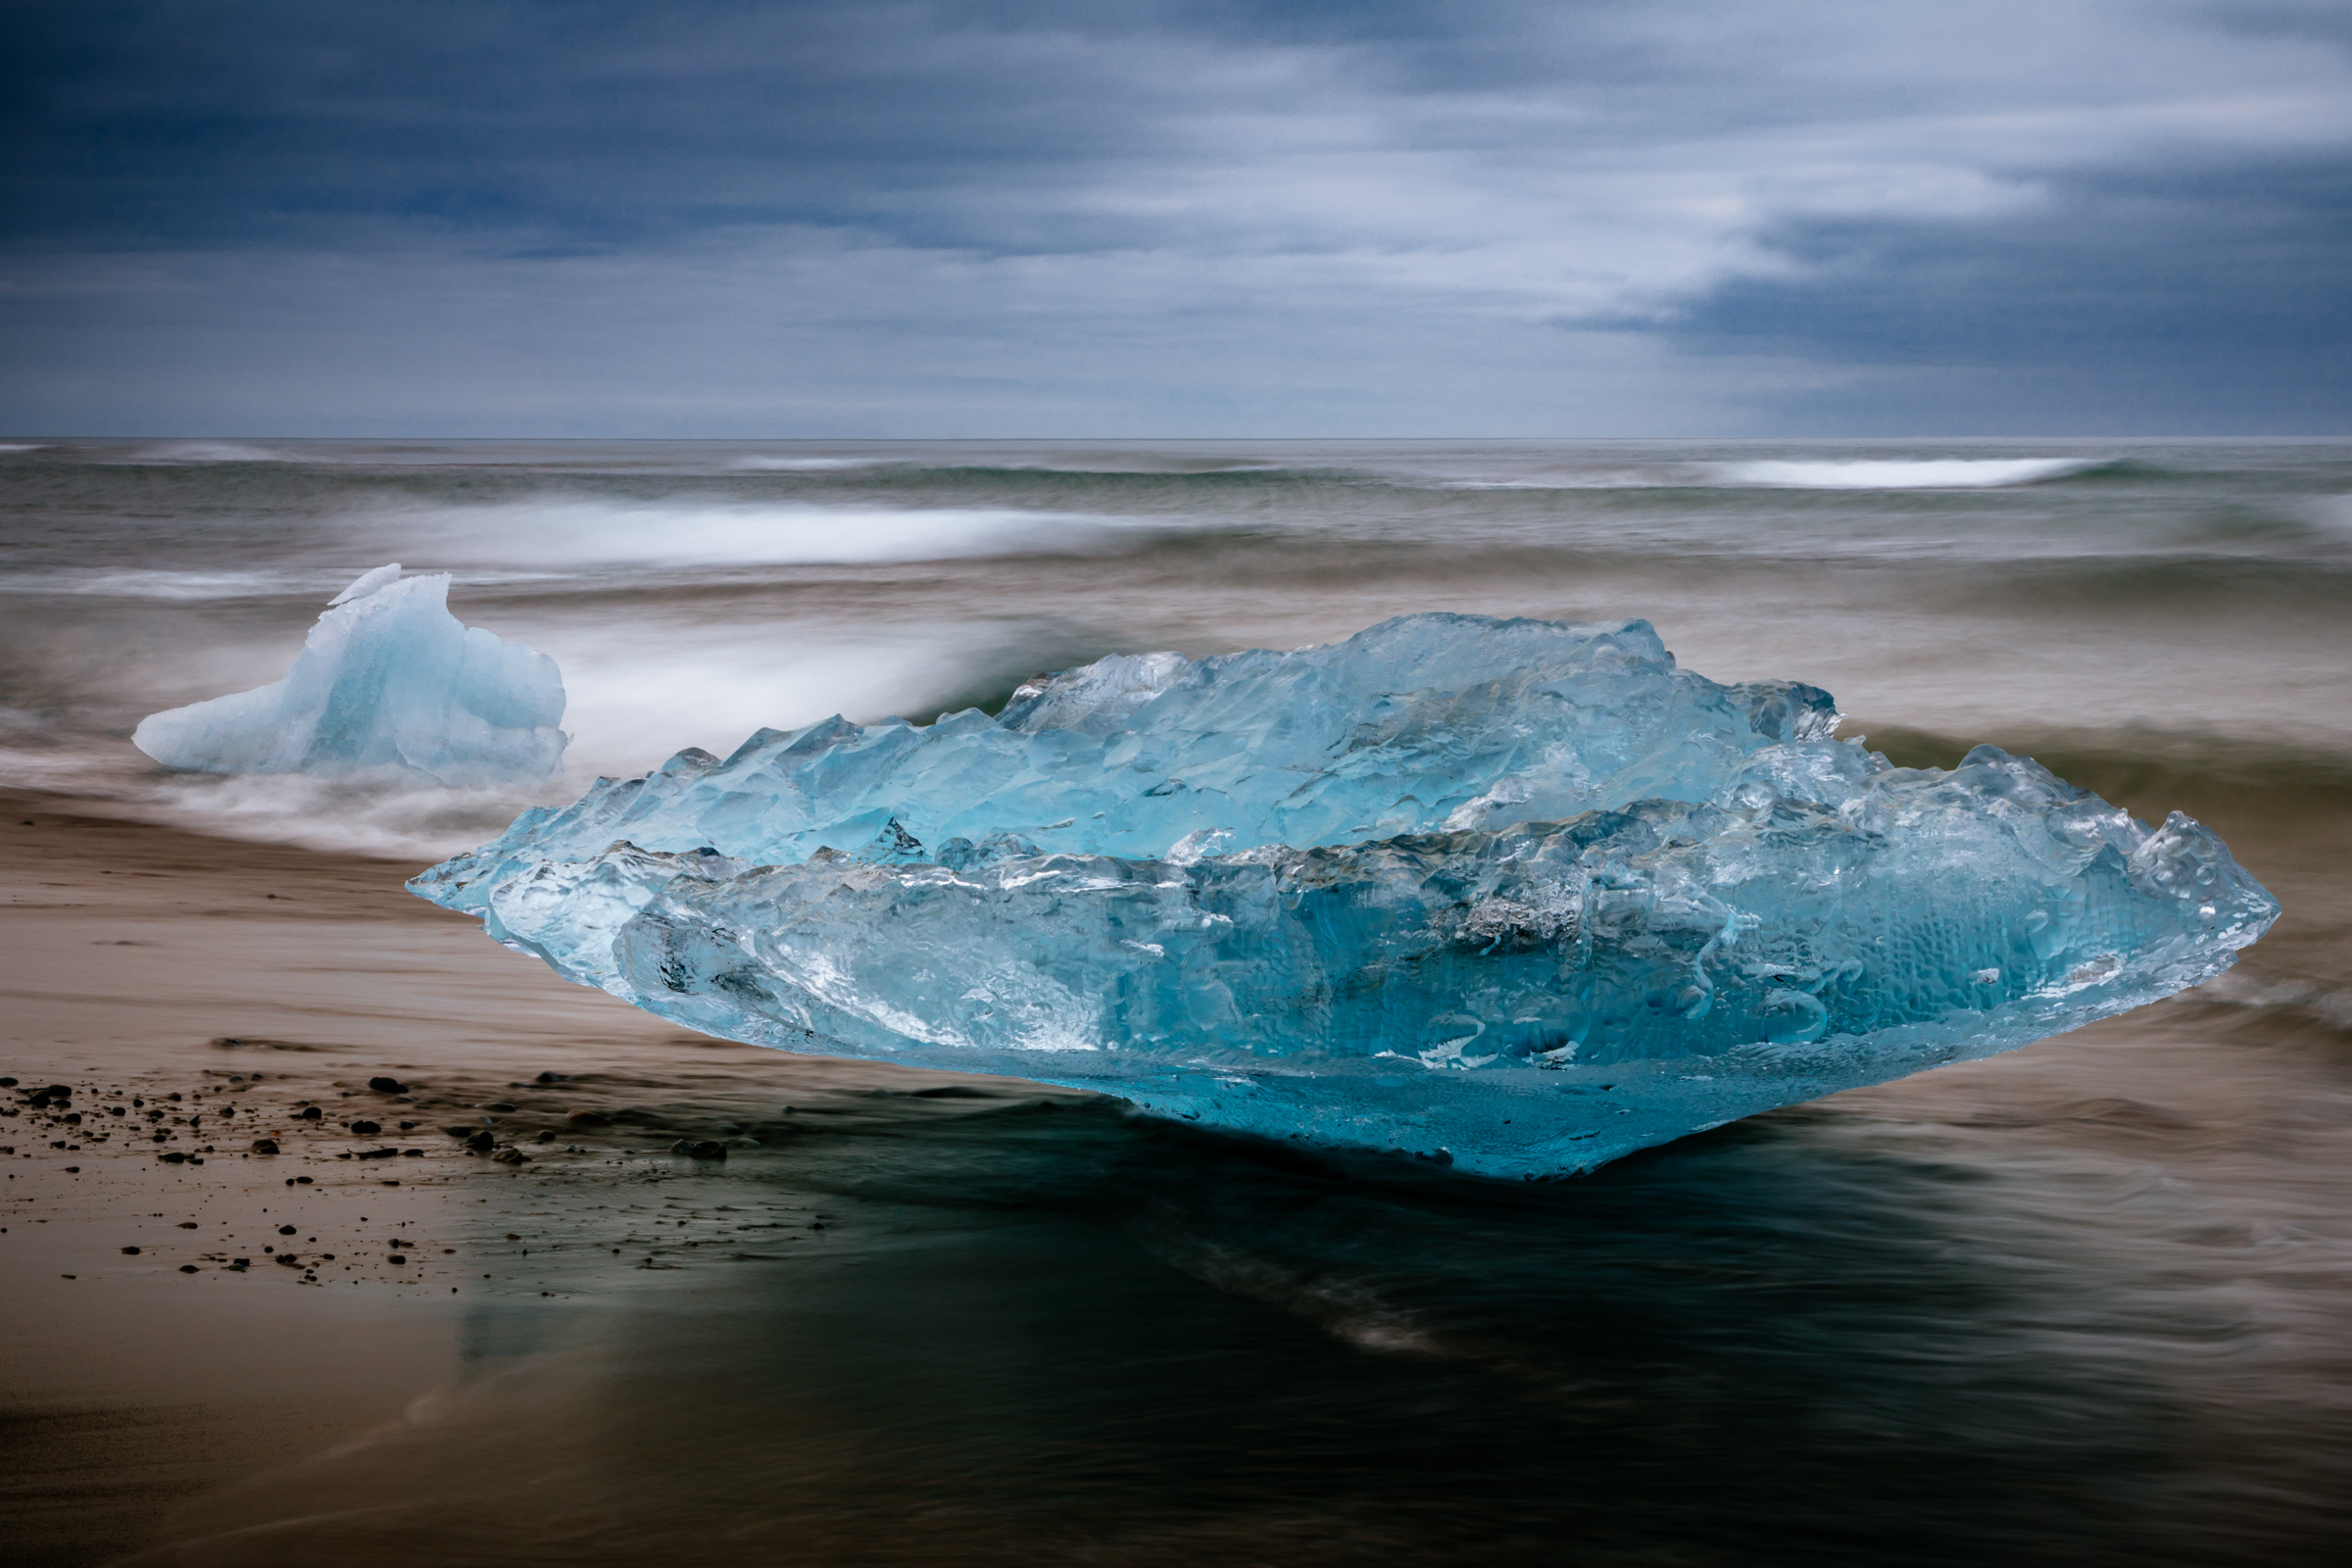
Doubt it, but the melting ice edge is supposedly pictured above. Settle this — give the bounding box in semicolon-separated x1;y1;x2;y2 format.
412;613;2278;1178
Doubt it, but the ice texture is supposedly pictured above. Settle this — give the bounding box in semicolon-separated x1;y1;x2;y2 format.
412;613;2276;1177
135;565;566;787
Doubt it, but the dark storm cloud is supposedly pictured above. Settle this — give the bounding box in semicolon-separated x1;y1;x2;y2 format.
0;0;2345;432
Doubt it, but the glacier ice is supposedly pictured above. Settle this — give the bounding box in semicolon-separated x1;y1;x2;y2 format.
135;565;566;787
413;613;2276;1177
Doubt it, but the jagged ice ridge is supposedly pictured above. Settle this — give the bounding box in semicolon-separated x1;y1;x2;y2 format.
412;614;2276;1177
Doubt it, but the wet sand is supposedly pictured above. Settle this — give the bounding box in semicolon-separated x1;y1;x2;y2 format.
0;793;1088;1566
5;776;2352;1566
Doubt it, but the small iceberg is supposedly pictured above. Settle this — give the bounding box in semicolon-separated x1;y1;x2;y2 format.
134;565;566;787
414;613;2275;1177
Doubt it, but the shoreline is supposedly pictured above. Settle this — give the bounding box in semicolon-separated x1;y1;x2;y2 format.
6;779;2352;1564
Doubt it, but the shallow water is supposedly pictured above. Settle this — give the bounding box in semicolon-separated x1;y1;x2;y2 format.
5;437;2350;1562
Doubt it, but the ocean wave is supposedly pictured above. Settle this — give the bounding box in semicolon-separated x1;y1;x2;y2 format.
113;441;289;465
728;456;893;471
0;568;324;600
1717;458;2109;490
374;497;1171;567
0;443;46;454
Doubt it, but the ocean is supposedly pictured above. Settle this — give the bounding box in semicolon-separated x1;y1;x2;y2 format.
3;437;2349;1563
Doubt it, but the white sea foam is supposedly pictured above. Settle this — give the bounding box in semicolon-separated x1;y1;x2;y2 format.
0;443;46;453
1719;458;2100;490
0;568;320;600
729;456;890;471
379;497;1154;567
118;441;287;465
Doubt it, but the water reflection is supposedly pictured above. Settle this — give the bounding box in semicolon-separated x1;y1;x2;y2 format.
130;1001;2352;1568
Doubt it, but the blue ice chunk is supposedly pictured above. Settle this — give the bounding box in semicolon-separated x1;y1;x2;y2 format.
135;565;566;787
411;613;2276;1176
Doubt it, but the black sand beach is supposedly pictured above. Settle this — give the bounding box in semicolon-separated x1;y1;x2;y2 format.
7;736;2351;1564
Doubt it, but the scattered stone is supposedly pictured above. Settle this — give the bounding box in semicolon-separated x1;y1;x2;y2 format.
278;1225;296;1235
349;1119;381;1136
485;1102;517;1112
566;1110;612;1127
534;1129;556;1144
368;1076;408;1094
466;1130;496;1152
177;1264;197;1274
534;1071;569;1084
491;1148;529;1165
250;1138;278;1154
229;1258;249;1270
121;1246;140;1254
159;1151;188;1163
296;1106;322;1120
673;1140;728;1161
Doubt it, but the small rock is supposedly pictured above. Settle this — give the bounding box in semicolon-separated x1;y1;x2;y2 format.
178;1264;198;1274
534;1129;556;1144
349;1120;381;1136
368;1076;408;1094
121;1246;140;1254
250;1138;278;1154
466;1130;496;1152
491;1148;529;1165
672;1140;728;1161
566;1110;612;1127
296;1106;322;1120
278;1225;296;1235
485;1102;518;1112
159;1151;188;1163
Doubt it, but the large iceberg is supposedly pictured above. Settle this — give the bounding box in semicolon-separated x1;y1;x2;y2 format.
413;614;2276;1177
136;565;566;787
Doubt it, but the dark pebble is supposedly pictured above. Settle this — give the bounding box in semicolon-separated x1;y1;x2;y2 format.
159;1151;188;1163
250;1138;278;1154
121;1246;139;1254
296;1106;322;1120
566;1110;612;1127
485;1102;518;1112
535;1071;569;1084
349;1120;381;1136
368;1076;408;1094
178;1264;197;1274
278;1225;296;1235
491;1148;529;1165
466;1131;496;1152
673;1140;729;1161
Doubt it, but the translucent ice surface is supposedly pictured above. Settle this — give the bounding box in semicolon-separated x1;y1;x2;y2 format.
135;565;565;787
414;614;2276;1176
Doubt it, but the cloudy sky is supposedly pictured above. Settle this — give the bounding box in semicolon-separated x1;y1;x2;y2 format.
3;0;2346;436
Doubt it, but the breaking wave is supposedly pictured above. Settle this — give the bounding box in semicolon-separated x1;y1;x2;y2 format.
373;497;1173;568
1717;458;2109;489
